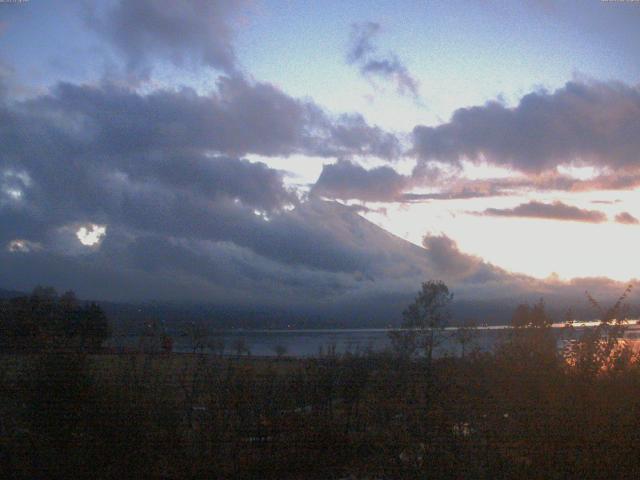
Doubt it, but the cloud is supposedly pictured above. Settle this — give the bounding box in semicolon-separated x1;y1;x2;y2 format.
412;80;640;173
347;22;420;100
310;160;594;204
312;160;411;201
2;78;385;267
2;77;398;162
0;77;400;263
3;8;639;324
311;158;452;202
418;234;640;314
0;73;407;307
401;182;510;202
311;112;640;202
615;212;639;225
7;239;42;253
0;197;434;306
592;199;621;205
479;201;607;223
401;170;640;203
422;235;483;280
86;0;246;76
322;113;401;159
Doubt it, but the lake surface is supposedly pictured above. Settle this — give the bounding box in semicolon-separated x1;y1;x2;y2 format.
110;323;640;357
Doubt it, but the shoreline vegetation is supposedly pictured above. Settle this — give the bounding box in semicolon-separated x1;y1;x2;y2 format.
2;283;640;478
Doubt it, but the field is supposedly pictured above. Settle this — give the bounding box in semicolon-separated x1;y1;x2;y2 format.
3;325;640;480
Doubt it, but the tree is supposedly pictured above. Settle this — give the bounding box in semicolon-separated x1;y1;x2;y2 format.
388;328;418;359
498;298;557;367
273;344;288;358
208;335;226;356
564;285;633;376
186;321;209;353
233;338;250;357
401;280;453;365
512;299;552;329
73;303;111;352
454;319;478;358
0;288;110;353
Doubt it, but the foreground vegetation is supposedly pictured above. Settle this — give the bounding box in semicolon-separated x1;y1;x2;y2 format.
1;284;639;478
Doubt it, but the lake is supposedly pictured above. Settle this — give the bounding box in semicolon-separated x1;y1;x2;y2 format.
109;322;640;357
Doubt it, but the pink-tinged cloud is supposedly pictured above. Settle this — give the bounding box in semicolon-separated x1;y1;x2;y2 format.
615;212;639;225
479;201;607;223
402;171;640;203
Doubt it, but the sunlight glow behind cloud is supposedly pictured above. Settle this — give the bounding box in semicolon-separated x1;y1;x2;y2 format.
76;225;107;247
359;189;640;281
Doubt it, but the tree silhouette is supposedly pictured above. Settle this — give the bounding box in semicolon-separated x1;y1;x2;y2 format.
564;285;634;376
512;299;552;329
273;344;287;358
75;303;111;352
0;288;110;353
498;298;557;369
401;280;453;365
233;338;250;356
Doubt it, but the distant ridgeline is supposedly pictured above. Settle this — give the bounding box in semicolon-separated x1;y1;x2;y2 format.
0;286;613;335
101;297;612;333
0;287;110;353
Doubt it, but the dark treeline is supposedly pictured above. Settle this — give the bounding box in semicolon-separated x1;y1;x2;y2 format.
0;287;110;353
1;283;640;478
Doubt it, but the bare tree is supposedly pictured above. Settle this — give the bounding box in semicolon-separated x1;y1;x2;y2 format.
401;280;453;365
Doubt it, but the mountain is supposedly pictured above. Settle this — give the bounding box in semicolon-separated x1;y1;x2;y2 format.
1;200;637;328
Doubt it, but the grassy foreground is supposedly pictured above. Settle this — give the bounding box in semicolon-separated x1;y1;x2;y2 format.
2;327;640;480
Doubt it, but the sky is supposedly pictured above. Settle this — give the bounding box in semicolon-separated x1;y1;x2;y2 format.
1;0;640;318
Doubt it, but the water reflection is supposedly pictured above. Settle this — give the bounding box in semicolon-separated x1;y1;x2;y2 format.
108;321;640;358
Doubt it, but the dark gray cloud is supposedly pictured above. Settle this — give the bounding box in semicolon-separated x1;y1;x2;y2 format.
312;160;410;201
421;234;518;288
323;113;401;159
86;0;244;75
1;82;535;306
0;196;432;305
1;163;375;275
12;78;397;160
422;235;483;280
347;22;420;100
311;157;450;202
412;80;640;173
0;75;403;288
0;182;525;308
480;201;607;223
0;67;413;310
615;212;639;225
